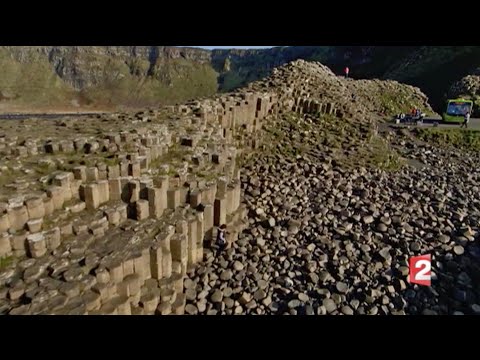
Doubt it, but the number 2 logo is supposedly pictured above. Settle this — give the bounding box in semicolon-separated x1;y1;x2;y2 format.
409;255;431;286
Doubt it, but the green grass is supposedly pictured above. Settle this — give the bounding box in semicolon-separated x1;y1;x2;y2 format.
378;92;424;117
197;171;219;182
81;58;219;109
368;136;405;171
0;168;17;187
258;111;405;172
0;255;13;270
103;156;119;167
415;128;480;151
150;143;192;171
33;162;55;176
0;48;75;108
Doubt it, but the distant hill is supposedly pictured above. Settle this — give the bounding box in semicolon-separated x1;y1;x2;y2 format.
1;46;479;113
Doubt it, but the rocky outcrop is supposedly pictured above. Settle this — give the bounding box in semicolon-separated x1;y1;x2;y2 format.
448;69;480;115
0;59;441;315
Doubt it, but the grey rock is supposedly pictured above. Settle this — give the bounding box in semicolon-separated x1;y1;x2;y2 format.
256;238;266;247
379;247;391;261
223;287;233;298
245;300;257;310
220;270;233;281
350;299;360;310
438;234;450;243
309;273;319;284
398;266;409;276
267;218;276;228
253;289;267;301
185;304;198;315
470;304;480;314
319;271;332;282
341;306;354;315
410;242;421;252
336;282;348;294
234;306;243;315
288;299;301;309
233;261;244;271
197;300;207;313
377;223;388;232
257;279;268;290
223;297;235;309
238;292;252;305
305;305;315;315
363;215;374;224
197;290;209;300
298;293;309;302
211;290;223;303
380;216;391;225
255;208;265;216
185;288;197;301
184;278;195;289
453;245;464;255
360;244;371;252
317;305;327;315
323;298;337;313
331;293;342;304
369;306;378;315
262;296;272;307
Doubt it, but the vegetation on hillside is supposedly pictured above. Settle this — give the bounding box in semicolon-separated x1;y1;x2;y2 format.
1;46;479;113
414;127;480;151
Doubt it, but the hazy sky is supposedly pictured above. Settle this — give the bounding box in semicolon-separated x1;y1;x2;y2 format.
184;46;275;50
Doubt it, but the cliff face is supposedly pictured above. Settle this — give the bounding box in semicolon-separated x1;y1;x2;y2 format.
0;46;217;111
1;46;479;112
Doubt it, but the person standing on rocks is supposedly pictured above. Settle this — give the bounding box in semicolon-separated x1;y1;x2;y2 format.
216;224;227;254
344;67;350;79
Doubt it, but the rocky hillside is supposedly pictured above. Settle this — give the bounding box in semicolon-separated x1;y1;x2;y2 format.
3;57;480;316
248;60;433;118
218;46;480;114
448;67;480;115
183;61;480;316
0;46;478;113
222;46;480;113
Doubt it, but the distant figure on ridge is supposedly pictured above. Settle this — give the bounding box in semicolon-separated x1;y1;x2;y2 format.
344;67;350;79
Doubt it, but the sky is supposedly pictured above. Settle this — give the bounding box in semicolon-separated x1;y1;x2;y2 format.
183;46;275;50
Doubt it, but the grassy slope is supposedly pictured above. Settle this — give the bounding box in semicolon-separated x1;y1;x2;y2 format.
81;58;218;109
0;48;76;109
0;49;218;112
415;127;480;151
